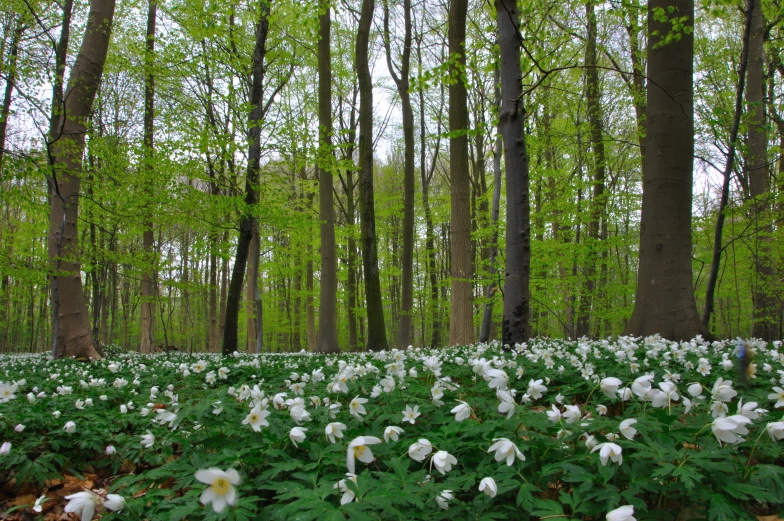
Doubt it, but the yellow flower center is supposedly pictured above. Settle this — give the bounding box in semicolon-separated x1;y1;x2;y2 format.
250;414;259;423
353;445;367;458
211;477;230;495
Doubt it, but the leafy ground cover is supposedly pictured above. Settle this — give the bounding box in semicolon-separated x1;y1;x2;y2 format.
1;337;783;521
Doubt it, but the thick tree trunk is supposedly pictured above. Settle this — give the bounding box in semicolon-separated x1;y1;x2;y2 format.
578;0;607;338
746;0;775;340
496;0;531;346
624;0;709;340
46;0;74;355
316;0;339;353
356;0;388;351
47;0;116;360
223;0;269;355
139;0;157;354
448;0;474;346
383;0;415;348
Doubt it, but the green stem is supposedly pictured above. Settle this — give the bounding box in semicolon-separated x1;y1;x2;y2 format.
743;429;767;479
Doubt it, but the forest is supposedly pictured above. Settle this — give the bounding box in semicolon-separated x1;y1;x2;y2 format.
0;0;782;358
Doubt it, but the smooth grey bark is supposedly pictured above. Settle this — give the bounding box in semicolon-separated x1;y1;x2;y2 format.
479;67;502;343
624;0;709;340
356;0;388;351
316;0;339;353
382;0;415;349
496;0;531;346
223;0;269;355
48;0;116;359
139;0;157;354
746;0;775;340
448;0;474;347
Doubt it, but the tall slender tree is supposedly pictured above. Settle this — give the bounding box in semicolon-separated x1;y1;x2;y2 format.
382;0;415;348
496;0;531;346
479;66;502;343
578;0;607;337
624;0;708;340
0;20;22;172
316;0;339;353
356;0;387;351
139;0;157;354
448;0;474;346
47;0;117;359
223;0;270;355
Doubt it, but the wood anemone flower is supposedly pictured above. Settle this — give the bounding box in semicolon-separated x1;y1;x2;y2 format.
195;467;242;513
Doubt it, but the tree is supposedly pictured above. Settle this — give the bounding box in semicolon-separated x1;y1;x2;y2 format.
746;0;775;340
496;0;531;346
139;0;157;354
382;0;415;349
623;0;709;340
578;0;607;338
479;66;502;343
222;0;270;355
701;0;753;331
448;0;474;346
316;0;338;353
356;0;387;351
47;0;116;359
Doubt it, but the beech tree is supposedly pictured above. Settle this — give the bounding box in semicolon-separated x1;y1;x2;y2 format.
139;0;157;354
222;0;270;355
47;0;117;359
382;0;415;349
448;0;474;347
316;0;338;354
496;0;531;346
356;0;387;351
624;0;708;340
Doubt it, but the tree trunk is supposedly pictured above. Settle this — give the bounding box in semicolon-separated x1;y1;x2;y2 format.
356;0;388;351
701;0;753;330
746;0;775;340
246;221;263;352
316;0;339;353
578;0;607;338
416;33;442;348
383;0;415;349
47;0;116;360
0;22;21;171
479;67;502;343
219;231;229;341
292;267;302;350
448;0;474;346
497;0;531;346
222;0;269;355
306;255;316;350
139;0;157;354
624;0;709;340
209;239;218;351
